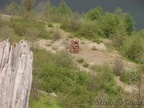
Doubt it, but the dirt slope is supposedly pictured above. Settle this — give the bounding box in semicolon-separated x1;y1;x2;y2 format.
37;23;137;93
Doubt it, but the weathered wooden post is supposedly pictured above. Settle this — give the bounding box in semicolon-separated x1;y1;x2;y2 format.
0;40;33;108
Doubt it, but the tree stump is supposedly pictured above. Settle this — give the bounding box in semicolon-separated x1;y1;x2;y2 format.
0;40;33;108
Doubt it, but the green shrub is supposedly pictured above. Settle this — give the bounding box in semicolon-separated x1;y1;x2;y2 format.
61;13;81;32
0;26;14;40
96;73;120;95
0;15;11;29
29;91;61;108
76;58;84;63
98;13;121;38
88;64;122;104
124;14;135;36
48;23;53;27
52;28;61;41
83;62;89;67
77;21;97;39
54;51;75;69
25;27;39;42
120;70;139;85
90;64;110;73
84;6;103;21
10;18;50;39
92;38;102;44
5;2;20;15
57;0;72;18
113;58;123;76
123;36;144;63
112;29;127;48
68;35;74;38
32;49;96;108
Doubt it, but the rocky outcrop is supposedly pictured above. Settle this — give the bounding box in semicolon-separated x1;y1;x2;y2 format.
0;40;33;108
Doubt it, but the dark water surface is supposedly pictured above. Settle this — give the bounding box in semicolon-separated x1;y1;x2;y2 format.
1;0;144;30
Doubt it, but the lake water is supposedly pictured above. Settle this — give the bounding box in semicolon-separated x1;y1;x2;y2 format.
1;0;144;30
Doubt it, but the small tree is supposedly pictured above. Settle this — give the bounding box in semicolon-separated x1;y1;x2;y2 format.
114;7;123;15
42;1;52;20
21;0;35;11
61;12;81;32
98;13;121;38
124;14;135;35
112;29;127;49
58;0;72;17
5;2;20;15
20;0;36;19
124;36;144;63
85;6;103;21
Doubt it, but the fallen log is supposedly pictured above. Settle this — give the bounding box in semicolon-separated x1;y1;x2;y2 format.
0;40;33;108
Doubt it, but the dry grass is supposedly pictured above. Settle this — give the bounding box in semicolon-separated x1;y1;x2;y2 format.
52;28;61;42
113;58;123;76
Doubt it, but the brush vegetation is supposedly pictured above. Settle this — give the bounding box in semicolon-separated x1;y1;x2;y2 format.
0;0;144;108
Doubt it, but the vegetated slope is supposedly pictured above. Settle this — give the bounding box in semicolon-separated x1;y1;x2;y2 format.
0;14;140;108
29;90;61;108
37;23;137;93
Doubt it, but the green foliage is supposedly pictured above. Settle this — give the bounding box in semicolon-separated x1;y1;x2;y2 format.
54;51;75;69
85;6;103;21
2;1;143;107
52;28;61;41
5;2;20;15
48;23;53;28
92;38;102;44
20;0;36;19
123;36;144;63
114;7;123;15
0;26;14;40
124;14;135;35
120;70;139;85
25;27;40;42
98;12;121;38
77;21;97;39
32;48;124;108
139;29;144;36
10;18;50;40
47;6;60;22
89;65;118;92
88;64;122;107
83;62;89;67
43;1;52;17
96;67;121;95
113;59;123;76
0;15;11;29
32;49;95;108
41;0;72;22
49;0;72;22
58;0;72;17
0;16;21;42
112;29;127;49
77;58;84;63
61;13;81;32
29;91;61;108
21;0;35;11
